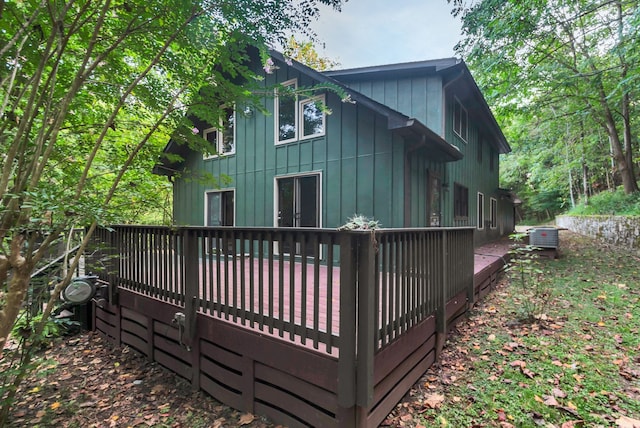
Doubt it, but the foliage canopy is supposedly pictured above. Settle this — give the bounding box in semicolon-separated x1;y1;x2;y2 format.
450;0;640;219
0;0;343;421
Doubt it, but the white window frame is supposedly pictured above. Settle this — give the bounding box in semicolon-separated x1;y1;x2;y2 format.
275;79;298;145
490;197;498;229
204;189;236;226
203;107;236;160
273;171;323;258
299;95;326;140
477;192;485;230
453;96;468;143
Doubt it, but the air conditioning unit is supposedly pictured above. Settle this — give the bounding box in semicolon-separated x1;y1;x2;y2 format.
529;227;559;249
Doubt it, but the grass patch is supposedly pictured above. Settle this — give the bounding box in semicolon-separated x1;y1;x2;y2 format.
568;186;640;216
411;231;640;427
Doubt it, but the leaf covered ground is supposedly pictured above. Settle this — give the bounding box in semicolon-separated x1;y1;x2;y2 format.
6;231;640;427
384;231;640;428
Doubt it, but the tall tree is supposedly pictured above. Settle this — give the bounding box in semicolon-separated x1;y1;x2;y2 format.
0;0;343;420
450;0;639;196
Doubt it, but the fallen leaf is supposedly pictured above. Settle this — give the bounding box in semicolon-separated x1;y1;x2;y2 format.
543;395;559;406
239;413;255;425
561;420;584;428
616;415;640;428
552;388;567;398
50;401;61;410
424;393;445;409
488;334;496;342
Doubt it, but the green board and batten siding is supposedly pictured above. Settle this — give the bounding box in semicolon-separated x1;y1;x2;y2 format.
172;59;512;245
343;75;444;135
442;87;504;243
173;67;406;229
336;72;506;241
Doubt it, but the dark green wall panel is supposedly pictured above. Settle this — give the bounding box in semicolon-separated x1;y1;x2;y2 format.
171;59;509;240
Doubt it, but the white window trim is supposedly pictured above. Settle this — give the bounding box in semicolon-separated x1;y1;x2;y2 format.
204;189;236;226
453;96;468;143
477;192;485;230
275;78;298;145
490;197;498;229
203;108;236;160
299;95;326;140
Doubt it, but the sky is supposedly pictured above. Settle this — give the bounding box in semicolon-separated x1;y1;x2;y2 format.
310;0;463;70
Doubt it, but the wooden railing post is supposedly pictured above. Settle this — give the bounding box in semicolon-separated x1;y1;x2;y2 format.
465;230;476;306
436;229;448;356
183;229;199;348
107;228;119;306
338;233;356;409
356;232;375;409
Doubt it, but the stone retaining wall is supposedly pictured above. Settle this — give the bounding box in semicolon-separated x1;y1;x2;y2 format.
556;215;640;254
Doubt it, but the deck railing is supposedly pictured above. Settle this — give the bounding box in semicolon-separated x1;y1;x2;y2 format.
90;225;474;406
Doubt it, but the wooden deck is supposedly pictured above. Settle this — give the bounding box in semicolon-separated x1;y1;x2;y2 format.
90;226;510;428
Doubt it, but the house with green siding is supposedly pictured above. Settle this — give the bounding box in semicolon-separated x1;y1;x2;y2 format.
155;51;514;246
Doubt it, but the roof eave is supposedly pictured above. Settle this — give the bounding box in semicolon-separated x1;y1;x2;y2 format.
441;63;511;154
391;119;463;162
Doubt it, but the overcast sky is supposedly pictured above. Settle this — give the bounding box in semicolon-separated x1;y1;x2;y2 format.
310;0;463;70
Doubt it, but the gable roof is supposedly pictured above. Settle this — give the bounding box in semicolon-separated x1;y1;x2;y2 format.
326;58;510;155
268;50;463;162
155;51;512;176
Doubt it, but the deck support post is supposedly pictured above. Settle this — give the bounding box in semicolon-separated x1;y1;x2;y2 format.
338;234;356;409
436;230;448;356
356;232;375;410
183;230;199;349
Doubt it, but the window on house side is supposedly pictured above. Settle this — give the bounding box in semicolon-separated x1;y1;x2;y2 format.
203;106;235;158
453;98;468;142
276;79;297;143
454;183;469;219
205;190;235;226
490;197;497;229
477;192;485;230
300;96;325;139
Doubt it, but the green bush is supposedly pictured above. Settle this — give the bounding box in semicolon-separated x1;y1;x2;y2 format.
568;187;640;216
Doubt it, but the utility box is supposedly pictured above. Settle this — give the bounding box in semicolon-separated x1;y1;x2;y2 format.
529;227;559;249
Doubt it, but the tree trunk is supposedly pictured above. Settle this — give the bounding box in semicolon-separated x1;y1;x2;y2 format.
0;235;32;351
615;0;639;194
621;93;638;193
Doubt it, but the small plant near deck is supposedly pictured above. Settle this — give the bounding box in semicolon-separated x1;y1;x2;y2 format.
337;214;381;230
505;232;553;322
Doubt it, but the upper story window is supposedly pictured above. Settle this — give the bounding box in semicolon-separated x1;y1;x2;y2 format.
276;79;297;143
275;79;325;144
300;95;325;139
203;106;235;159
453;97;468;143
